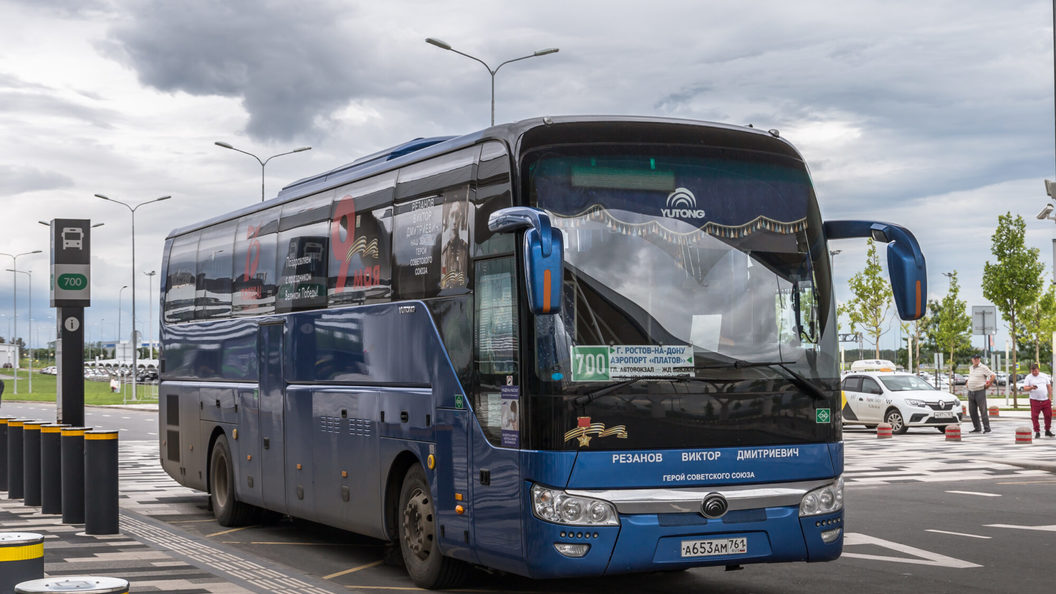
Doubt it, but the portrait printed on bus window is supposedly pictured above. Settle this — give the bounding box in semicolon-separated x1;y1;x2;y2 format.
440;188;469;290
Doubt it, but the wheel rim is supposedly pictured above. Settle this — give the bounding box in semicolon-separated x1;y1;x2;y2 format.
887;412;904;432
213;451;229;508
402;487;434;562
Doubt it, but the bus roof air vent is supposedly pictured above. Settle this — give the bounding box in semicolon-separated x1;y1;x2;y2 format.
350;136;457;167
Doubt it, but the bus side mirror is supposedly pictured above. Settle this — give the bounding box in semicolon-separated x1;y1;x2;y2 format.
824;220;927;321
488;207;564;315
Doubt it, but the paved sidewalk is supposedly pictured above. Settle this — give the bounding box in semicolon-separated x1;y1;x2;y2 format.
0;440;342;593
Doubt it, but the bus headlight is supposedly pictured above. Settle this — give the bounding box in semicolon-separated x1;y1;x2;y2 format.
799;476;844;517
531;484;619;526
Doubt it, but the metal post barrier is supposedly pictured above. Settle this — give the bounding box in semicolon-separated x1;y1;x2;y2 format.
84;430;119;535
16;576;128;594
60;427;90;525
0;417;10;491
40;425;68;515
22;422;42;507
7;420;29;499
0;533;44;593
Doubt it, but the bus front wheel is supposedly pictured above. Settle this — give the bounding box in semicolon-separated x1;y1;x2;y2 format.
398;464;467;589
210;434;254;526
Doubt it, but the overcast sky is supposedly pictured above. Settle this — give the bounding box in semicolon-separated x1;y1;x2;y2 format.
1;0;1054;359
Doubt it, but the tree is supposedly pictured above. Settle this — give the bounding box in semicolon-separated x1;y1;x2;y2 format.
1023;282;1056;370
925;271;972;388
981;212;1044;408
840;239;892;358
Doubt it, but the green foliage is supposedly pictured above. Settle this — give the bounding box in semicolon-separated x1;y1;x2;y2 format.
981;212;1044;406
1022;282;1056;367
839;239;892;358
925;271;972;379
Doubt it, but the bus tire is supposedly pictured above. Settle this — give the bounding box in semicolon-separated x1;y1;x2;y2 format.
398;464;468;589
210;434;254;526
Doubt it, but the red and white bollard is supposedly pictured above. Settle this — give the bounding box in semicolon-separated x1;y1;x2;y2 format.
945;424;962;441
877;423;893;439
1015;426;1033;444
988;406;1000;417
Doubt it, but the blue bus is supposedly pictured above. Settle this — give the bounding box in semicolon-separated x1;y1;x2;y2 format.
159;116;926;588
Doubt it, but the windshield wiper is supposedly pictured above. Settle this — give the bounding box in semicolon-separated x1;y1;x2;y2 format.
573;376;711;406
697;360;831;402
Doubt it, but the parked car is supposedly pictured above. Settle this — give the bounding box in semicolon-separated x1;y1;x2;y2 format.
841;371;963;434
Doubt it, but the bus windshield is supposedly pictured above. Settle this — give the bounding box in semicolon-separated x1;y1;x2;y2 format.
524;145;839;450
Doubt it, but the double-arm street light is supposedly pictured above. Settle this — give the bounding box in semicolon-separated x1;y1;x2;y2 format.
95;193;171;402
425;38;559;126
214;142;312;202
0;249;42;394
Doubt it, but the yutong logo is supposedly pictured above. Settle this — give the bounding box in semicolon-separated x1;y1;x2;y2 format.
661;188;706;219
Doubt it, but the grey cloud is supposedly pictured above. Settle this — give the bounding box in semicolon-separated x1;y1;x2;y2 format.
0;165;74;195
0;91;117;130
106;0;377;141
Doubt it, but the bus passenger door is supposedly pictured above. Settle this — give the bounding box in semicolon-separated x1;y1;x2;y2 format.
258;322;287;513
471;257;524;571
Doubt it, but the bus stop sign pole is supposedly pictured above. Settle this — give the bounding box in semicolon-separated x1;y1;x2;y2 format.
47;219;91;428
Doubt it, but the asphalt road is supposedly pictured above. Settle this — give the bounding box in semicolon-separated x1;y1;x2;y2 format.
2;401;1052;593
1;400;157;440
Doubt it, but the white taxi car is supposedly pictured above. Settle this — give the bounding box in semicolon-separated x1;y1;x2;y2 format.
840;371;963;434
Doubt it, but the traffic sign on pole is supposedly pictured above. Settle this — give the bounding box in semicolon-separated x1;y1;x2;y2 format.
48;219;91;308
45;219;91;427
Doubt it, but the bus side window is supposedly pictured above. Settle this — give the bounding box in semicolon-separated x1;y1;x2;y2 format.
474;256;518;445
393;147;477;300
474;141;514;258
164;232;200;324
194;222;235;320
232;210;280;316
276;193;331;313
328;172;395;306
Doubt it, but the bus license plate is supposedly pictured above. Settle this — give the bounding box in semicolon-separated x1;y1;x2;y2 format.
680;537;748;557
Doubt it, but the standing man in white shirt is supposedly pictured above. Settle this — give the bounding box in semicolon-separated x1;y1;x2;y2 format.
1022;362;1054;438
965;354;995;433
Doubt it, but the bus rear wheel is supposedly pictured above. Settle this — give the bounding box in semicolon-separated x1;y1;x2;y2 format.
210;434;254;526
398;464;467;589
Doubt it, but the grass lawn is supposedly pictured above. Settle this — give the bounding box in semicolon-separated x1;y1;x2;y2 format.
0;369;157;406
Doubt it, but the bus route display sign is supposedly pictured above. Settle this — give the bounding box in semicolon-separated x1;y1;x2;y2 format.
49;218;91;307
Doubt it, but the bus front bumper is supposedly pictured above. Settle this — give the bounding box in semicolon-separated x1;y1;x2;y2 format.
522;507;843;578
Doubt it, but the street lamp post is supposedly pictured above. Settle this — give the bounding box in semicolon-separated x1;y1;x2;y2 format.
95;193;171;402
0;249;42;394
425;38;559;126
118;284;128;359
214;142;312;202
143;270;156;361
6;268;33;393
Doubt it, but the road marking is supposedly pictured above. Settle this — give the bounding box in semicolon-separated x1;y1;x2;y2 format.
224;541;366;546
985;524;1056;532
925;529;991;539
997;479;1056;485
206;525;257;537
842;532;981;568
944;490;1001;497
323;560;384;579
